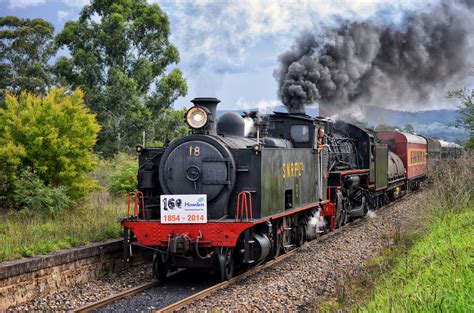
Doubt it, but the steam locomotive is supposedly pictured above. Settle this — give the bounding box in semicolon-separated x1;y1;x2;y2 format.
121;97;456;281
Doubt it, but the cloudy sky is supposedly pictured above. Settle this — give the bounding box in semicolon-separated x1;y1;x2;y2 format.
0;0;466;111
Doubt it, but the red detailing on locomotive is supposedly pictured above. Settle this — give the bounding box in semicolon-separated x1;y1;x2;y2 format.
123;220;253;247
377;131;428;180
127;191;145;218
122;201;335;248
235;191;253;222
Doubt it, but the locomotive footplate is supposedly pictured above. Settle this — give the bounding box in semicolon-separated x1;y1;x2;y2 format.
122;220;254;248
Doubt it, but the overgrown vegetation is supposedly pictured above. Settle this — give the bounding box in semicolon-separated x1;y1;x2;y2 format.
95;153;138;195
322;156;474;312
0;154;139;261
448;81;474;151
10;171;72;217
0;191;126;261
0;89;100;203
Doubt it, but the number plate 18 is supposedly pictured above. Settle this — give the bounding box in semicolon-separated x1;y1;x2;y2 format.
160;194;207;224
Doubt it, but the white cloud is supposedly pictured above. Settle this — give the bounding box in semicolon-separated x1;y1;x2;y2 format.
235;98;279;113
157;0;441;74
9;0;45;9
61;0;89;8
57;10;72;22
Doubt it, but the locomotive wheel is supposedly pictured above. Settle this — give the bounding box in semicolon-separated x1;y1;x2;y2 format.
335;193;348;228
271;220;283;258
152;251;169;281
336;209;348;228
296;225;305;247
218;247;234;281
282;218;292;254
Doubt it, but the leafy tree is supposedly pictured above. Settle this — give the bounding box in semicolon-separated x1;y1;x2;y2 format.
403;124;415;133
148;107;188;146
55;0;188;156
0;88;100;198
375;124;397;131
0;16;56;99
108;153;138;194
10;170;71;216
448;86;474;150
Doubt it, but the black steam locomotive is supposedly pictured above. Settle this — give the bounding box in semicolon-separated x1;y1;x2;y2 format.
121;97;427;281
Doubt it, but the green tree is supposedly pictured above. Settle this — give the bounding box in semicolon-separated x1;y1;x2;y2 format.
375;124;397;131
403;124;415;133
55;0;188;156
0;88;100;198
0;16;56;99
149;107;188;146
448;87;474;150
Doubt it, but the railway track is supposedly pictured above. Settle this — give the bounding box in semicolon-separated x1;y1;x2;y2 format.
73;195;408;313
157;223;353;313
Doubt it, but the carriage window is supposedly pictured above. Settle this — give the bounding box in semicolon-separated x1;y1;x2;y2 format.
290;125;310;143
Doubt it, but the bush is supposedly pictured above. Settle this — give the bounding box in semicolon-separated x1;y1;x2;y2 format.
107;153;138;194
10;170;72;217
0;88;100;200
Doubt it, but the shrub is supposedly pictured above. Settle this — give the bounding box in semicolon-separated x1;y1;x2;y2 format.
108;153;138;194
0;88;100;200
10;170;72;217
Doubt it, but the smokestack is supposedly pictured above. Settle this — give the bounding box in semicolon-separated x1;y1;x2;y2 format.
274;0;474;117
191;97;220;135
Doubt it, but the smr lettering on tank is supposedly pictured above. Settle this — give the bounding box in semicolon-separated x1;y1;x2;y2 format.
282;162;305;178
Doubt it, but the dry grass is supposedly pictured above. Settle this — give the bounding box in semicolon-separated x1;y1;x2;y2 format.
0;190;127;261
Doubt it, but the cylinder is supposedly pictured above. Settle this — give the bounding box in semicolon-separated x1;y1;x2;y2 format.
253;233;271;262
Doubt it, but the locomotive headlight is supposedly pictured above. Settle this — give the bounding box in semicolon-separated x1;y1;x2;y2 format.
186;106;208;129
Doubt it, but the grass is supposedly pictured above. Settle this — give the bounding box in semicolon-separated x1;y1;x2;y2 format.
0;190;127;262
361;202;473;312
321;156;474;312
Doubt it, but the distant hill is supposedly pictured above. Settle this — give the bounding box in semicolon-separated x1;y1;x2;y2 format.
361;106;468;141
217;105;469;142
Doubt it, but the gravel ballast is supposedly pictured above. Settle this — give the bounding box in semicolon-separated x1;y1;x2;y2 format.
186;190;428;311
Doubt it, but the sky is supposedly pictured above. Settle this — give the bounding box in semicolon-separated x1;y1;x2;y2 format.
0;0;468;112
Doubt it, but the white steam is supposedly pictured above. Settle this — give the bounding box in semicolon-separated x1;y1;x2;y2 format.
306;209;326;238
243;117;255;137
366;210;377;219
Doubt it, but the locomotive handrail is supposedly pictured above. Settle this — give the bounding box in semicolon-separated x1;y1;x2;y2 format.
127;191;145;219
236;191;253;222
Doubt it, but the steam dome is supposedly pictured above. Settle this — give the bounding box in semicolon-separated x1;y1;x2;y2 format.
217;112;245;137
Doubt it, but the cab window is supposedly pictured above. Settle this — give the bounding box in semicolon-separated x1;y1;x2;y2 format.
290;125;309;143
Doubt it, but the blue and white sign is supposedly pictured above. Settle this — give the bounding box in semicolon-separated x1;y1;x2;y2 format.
160;194;207;224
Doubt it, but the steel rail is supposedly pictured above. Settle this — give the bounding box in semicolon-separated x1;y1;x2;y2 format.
156;221;355;313
73;269;183;313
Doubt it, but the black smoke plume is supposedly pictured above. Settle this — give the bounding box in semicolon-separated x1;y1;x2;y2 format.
274;0;474;116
